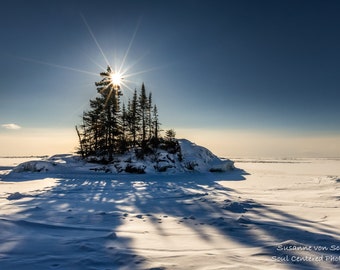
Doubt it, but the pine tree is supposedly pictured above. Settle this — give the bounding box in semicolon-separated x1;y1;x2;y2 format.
138;83;148;147
127;89;140;147
76;69;164;162
147;92;153;140
152;105;160;140
165;129;176;141
95;66;123;160
79;96;106;156
120;103;129;153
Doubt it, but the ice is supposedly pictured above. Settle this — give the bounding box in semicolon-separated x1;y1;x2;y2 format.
0;156;339;269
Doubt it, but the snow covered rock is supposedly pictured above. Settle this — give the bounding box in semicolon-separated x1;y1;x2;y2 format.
12;160;57;173
178;139;234;172
154;152;176;172
125;163;146;174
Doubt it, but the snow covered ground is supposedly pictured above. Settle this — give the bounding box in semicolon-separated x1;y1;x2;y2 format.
0;156;339;270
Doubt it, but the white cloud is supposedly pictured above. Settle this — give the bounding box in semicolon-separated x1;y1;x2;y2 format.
1;123;22;130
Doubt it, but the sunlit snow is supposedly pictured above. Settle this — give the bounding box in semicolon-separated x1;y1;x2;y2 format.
0;142;339;270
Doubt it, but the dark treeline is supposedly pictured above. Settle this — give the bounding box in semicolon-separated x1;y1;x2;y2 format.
76;66;171;162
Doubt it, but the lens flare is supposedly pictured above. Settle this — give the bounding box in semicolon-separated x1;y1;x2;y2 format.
110;72;122;90
16;14;163;100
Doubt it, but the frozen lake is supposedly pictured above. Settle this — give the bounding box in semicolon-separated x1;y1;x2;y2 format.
0;157;339;270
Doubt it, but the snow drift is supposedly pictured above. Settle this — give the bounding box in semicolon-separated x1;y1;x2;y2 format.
12;139;234;174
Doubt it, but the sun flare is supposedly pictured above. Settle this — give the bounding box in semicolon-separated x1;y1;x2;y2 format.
110;72;123;90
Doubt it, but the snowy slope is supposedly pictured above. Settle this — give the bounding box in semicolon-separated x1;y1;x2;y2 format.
178;139;234;172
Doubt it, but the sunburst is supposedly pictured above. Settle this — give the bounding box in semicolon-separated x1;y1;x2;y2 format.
81;14;146;96
110;71;122;90
16;14;159;103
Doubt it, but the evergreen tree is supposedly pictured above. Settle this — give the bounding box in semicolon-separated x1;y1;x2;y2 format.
165;129;176;141
127;89;140;147
152;105;160;140
120;103;129;153
95;66;122;160
79;96;106;156
76;68;163;162
138;83;148;147
147;92;153;140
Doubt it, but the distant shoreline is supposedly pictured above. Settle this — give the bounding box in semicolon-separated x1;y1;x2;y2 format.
0;155;48;159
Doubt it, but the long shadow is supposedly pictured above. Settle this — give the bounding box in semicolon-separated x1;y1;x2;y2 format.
1;168;339;270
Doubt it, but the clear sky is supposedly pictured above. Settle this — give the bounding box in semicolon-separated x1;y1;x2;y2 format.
1;0;340;157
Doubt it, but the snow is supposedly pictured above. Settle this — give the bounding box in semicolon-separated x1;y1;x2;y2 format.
178;139;234;172
0;153;340;269
10;139;235;174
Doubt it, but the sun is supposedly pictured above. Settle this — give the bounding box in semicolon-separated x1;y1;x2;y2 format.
110;71;123;90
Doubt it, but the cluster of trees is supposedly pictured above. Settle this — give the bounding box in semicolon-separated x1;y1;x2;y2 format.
76;66;163;161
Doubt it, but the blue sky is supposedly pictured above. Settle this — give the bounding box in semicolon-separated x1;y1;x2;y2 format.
1;0;340;157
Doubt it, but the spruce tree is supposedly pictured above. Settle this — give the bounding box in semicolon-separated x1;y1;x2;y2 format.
147;92;153;140
78;96;106;157
165;129;176;141
152;105;160;140
95;66;122;160
76;70;163;162
139;83;148;148
120;103;129;153
127;89;140;148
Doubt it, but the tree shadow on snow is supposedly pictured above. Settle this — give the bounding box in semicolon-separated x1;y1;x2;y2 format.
1;168;339;270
